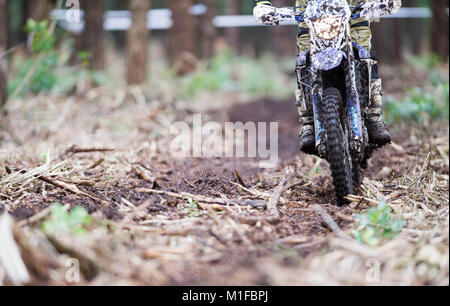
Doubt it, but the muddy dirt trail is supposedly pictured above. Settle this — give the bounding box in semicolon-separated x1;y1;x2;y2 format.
1;93;448;285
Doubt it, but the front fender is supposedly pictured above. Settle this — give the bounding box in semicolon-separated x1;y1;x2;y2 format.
311;48;346;71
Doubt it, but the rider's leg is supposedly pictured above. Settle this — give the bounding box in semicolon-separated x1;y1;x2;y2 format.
367;48;392;145
296;87;315;154
297;27;315;153
352;24;392;145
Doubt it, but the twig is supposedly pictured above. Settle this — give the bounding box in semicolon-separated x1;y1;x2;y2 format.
268;177;288;217
335;212;354;222
65;145;115;155
39;175;110;206
283;180;308;192
234;169;247;188
137;188;266;208
183;179;197;188
229;181;270;199
313;204;352;240
0;214;30;285
408;152;431;189
234;178;289;226
88;158;105;169
61;145;114;159
345;194;379;206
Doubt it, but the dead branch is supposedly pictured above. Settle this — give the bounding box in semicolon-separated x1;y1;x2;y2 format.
137;188;267;209
234;169;247;188
39;175;110;206
268;177;288;216
63;145;115;157
0;214;30;285
313;204;352;241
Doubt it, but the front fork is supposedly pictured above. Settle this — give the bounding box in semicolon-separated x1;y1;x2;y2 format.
344;56;364;157
306;57;364;159
310;69;327;157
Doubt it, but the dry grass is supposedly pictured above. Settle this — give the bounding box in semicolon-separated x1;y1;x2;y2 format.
0;77;448;286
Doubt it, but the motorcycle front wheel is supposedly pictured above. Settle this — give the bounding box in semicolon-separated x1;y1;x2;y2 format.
322;87;354;205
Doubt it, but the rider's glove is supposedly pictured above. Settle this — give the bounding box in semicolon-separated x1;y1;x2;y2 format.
254;0;272;6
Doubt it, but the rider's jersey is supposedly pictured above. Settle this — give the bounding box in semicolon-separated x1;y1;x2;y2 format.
295;0;370;26
295;0;372;53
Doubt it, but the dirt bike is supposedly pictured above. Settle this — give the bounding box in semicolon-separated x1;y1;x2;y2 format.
254;0;401;204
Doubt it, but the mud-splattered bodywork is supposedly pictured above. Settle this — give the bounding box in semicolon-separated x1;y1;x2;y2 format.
254;0;401;159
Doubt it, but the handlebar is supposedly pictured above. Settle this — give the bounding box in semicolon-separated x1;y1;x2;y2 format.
275;5;364;23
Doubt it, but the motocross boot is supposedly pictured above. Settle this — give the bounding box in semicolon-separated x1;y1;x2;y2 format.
296;88;315;154
366;79;392;146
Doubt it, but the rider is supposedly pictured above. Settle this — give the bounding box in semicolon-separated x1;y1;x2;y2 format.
254;0;392;154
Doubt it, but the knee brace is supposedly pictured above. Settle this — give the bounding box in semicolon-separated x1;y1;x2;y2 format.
351;24;372;54
297;27;310;54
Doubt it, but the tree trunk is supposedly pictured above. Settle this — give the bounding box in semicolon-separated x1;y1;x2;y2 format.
126;0;150;85
0;0;8;106
391;18;402;63
77;0;105;70
197;0;217;59
25;0;51;21
407;0;424;55
225;0;240;53
431;0;449;59
114;0;129;51
169;0;197;75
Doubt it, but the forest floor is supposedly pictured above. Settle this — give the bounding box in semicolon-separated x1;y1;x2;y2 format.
0;64;448;286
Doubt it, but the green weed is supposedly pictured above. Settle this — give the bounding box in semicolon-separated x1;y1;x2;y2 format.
185;198;199;217
41;203;93;235
384;79;449;124
352;201;405;246
174;49;296;98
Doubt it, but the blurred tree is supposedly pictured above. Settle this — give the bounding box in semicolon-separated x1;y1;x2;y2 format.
392;18;402;62
25;0;50;21
113;0;129;50
169;0;197;75
126;0;150;85
407;0;425;55
431;0;449;59
6;0;25;49
0;0;7;106
197;0;217;59
225;0;240;53
77;0;105;70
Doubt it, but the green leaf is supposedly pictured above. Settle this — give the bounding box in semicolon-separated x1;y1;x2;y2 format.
42;203;92;236
352;200;404;246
